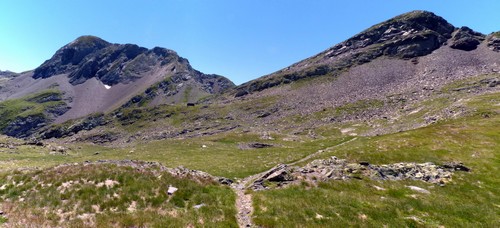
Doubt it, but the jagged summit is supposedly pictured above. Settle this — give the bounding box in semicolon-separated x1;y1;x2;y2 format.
232;10;489;97
33;36;180;85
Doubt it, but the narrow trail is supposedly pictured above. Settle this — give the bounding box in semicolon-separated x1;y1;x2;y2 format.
289;137;358;166
231;137;358;227
232;173;263;227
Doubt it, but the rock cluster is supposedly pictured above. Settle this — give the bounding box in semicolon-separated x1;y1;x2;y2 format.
449;26;484;51
250;156;470;190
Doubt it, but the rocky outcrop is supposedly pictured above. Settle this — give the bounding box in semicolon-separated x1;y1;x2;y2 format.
39;113;107;139
3;115;47;138
487;32;500;52
250;156;470;190
449;26;484;51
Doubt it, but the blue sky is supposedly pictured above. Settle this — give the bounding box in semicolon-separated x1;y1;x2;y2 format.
0;1;498;84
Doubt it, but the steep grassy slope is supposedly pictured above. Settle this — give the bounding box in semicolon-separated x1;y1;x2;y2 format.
0;90;68;137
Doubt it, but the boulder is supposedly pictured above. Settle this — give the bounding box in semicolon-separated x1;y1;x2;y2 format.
248;142;273;149
250;164;294;190
443;162;470;172
449;27;484;51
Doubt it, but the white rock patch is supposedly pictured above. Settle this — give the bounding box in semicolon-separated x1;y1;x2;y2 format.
167;186;178;195
407;185;430;194
96;179;119;188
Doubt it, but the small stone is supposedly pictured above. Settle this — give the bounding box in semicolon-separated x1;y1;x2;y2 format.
167;186;178;195
193;203;205;209
407;186;430;194
373;185;386;191
358;213;368;220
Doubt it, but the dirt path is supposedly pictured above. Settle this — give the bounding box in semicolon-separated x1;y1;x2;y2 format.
289;137;358;166
231;137;358;227
232;173;262;227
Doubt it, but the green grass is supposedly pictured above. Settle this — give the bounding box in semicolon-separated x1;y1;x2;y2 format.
440;74;499;93
252;93;500;227
0;132;352;179
0;163;237;227
134;134;352;178
0;77;498;226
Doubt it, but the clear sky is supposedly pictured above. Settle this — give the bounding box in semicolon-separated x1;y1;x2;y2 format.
0;1;498;85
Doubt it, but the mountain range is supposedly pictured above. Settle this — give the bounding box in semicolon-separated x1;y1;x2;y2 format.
0;10;499;227
1;10;497;140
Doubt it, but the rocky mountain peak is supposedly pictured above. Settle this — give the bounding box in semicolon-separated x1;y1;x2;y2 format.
233;11;489;97
33;36;111;80
32;36;184;85
331;10;455;60
387;10;454;35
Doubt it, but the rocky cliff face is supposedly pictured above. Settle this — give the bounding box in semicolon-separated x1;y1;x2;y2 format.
233;11;488;97
33;36;234;90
